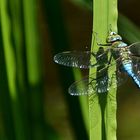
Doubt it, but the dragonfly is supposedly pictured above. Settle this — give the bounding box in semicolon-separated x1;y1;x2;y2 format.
54;32;140;95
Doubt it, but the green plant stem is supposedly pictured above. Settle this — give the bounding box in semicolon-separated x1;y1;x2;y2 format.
23;0;47;139
1;0;28;140
89;0;118;140
0;21;15;140
73;69;89;133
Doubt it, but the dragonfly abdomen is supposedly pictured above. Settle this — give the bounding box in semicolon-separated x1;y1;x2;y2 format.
132;75;140;88
123;62;140;88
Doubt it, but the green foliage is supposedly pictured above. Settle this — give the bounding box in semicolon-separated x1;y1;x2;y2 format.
0;0;58;140
1;0;140;140
89;0;118;140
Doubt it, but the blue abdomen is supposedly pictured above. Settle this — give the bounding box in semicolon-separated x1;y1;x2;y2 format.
123;63;133;76
123;62;140;88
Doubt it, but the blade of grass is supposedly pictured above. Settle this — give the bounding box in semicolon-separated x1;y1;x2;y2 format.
1;0;29;140
89;0;118;140
9;0;33;139
23;0;47;139
72;69;89;134
0;20;15;140
1;0;61;139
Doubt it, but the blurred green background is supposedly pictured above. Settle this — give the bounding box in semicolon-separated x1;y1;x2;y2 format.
1;0;140;140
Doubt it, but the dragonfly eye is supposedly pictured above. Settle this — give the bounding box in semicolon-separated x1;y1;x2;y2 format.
110;32;117;35
107;34;122;43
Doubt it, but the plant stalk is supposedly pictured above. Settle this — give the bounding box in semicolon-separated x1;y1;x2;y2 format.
89;0;118;140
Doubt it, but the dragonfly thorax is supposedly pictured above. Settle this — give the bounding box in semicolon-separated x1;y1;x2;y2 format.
106;32;122;43
112;41;128;48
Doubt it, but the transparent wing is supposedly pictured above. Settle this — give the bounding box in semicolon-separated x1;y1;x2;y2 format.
128;42;140;79
132;56;140;79
128;42;140;57
54;49;109;69
54;51;93;69
68;67;127;96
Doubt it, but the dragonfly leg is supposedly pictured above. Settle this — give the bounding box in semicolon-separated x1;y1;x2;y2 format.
97;43;112;46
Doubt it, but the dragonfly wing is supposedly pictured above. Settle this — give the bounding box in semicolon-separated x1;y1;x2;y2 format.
109;69;128;88
68;72;109;96
68;74;96;96
132;56;140;79
128;42;140;78
54;49;109;69
128;42;140;57
54;51;95;69
68;67;127;96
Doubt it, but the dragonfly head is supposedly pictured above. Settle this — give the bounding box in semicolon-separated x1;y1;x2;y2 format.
107;32;122;43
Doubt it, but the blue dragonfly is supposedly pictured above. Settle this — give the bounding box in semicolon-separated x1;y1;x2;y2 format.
54;32;140;95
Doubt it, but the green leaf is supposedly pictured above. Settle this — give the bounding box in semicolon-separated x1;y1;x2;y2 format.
89;0;118;140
